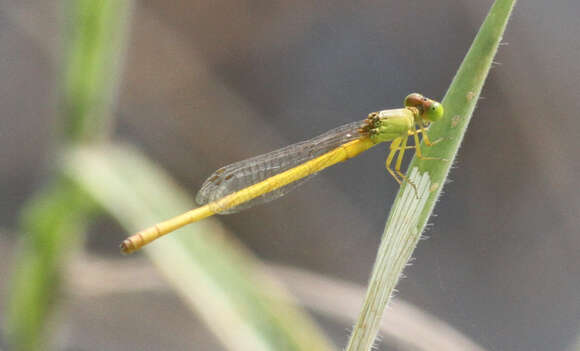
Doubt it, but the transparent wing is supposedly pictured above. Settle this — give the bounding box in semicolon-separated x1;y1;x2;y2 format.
195;119;368;214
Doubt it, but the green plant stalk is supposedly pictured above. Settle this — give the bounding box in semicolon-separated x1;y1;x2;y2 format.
61;0;132;142
64;144;335;351
7;0;333;349
5;1;132;350
345;0;517;350
5;179;95;351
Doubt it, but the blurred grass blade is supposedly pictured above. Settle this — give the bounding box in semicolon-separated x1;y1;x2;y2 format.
64;144;335;351
5;1;133;350
61;0;132;142
346;0;517;350
5;179;95;351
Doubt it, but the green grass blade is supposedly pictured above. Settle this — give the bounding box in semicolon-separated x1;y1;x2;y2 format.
64;144;335;351
5;178;95;351
61;0;132;142
346;0;517;350
5;1;132;349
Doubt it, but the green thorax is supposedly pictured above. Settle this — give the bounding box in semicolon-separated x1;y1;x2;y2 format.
366;108;416;144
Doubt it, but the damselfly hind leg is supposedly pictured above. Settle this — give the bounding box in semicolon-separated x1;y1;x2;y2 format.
394;136;419;196
385;137;419;198
385;138;402;184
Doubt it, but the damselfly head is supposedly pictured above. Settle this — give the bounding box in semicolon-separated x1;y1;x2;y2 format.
404;93;444;122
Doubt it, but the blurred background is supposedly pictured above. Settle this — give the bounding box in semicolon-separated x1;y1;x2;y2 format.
1;0;579;350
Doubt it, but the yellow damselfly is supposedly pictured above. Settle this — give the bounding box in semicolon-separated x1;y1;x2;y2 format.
120;93;444;254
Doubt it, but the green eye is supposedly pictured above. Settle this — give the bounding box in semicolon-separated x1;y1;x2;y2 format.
425;101;444;121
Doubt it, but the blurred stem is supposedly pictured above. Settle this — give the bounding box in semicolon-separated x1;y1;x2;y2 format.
61;0;132;142
5;178;95;351
5;0;132;350
64;144;336;351
346;0;517;350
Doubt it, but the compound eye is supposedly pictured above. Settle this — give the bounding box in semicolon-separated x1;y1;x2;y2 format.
425;101;444;121
404;93;425;108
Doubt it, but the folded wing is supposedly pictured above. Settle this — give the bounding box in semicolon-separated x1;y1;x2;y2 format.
195;119;367;213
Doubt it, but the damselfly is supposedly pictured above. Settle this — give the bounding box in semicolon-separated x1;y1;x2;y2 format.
120;93;444;254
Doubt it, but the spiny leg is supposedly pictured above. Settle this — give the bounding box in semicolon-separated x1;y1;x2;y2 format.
411;123;445;161
385;137;418;196
416;119;444;147
385;138;404;185
408;127;443;145
393;135;418;196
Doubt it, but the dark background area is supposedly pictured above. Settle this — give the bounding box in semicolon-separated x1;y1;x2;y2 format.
1;1;579;350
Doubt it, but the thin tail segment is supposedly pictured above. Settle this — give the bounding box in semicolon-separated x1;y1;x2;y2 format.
120;137;376;254
120;205;215;254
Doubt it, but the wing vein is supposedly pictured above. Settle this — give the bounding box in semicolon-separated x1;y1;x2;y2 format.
195;119;368;213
